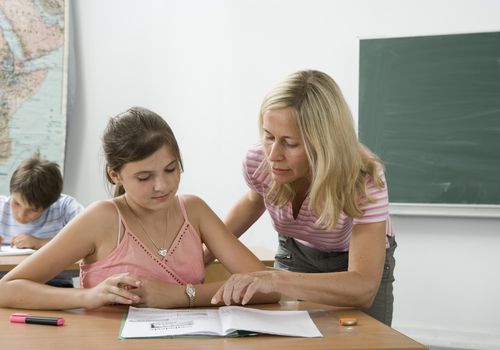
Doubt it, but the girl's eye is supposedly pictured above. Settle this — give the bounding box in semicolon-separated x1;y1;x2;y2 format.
165;166;176;173
137;176;150;182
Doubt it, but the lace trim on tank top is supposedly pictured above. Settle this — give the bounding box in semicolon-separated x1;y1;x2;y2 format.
110;196;195;285
125;222;193;285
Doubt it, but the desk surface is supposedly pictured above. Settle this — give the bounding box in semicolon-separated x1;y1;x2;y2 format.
0;254;79;272
0;301;426;350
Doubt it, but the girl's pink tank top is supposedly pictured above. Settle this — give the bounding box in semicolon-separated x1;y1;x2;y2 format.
80;196;205;288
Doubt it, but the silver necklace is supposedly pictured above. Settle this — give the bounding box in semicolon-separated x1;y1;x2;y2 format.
124;197;169;257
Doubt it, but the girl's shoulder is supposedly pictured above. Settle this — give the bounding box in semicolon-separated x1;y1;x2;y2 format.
78;200;119;226
179;194;216;219
59;200;120;249
179;194;207;212
85;199;116;211
176;194;210;233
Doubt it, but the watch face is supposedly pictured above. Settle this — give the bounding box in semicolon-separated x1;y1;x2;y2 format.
186;284;196;307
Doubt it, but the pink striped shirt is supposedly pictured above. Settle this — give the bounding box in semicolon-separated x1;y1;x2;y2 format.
243;144;394;252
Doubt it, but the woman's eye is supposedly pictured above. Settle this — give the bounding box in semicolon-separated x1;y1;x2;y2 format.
285;142;299;148
137;176;150;182
165;166;176;173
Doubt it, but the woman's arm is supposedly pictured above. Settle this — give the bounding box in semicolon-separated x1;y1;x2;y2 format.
0;201;141;310
203;190;265;264
212;221;387;307
225;190;266;238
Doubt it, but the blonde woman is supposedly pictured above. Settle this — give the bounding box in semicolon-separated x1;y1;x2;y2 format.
210;70;397;326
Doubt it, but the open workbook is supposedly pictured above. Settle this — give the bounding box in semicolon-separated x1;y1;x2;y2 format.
0;245;35;256
120;305;322;338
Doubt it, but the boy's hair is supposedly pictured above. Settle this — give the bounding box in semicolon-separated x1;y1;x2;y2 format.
10;155;63;210
102;106;183;197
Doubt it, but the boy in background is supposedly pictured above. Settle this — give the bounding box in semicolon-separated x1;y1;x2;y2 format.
0;155;84;287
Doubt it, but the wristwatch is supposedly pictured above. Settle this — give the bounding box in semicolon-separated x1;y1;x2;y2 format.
185;283;196;307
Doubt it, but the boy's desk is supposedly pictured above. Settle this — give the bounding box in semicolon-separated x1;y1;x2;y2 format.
0;301;427;350
0;254;79;272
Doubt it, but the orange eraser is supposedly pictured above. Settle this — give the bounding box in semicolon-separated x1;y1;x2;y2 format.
339;318;357;326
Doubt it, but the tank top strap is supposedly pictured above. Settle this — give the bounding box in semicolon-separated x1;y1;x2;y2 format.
177;195;189;222
108;199;124;247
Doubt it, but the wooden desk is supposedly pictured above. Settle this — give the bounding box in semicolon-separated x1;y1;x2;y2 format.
0;301;426;350
0;254;79;273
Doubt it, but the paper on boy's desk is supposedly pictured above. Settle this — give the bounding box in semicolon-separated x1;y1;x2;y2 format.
0;245;35;256
120;306;323;338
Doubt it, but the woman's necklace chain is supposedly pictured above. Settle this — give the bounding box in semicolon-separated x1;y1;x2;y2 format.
124;197;169;257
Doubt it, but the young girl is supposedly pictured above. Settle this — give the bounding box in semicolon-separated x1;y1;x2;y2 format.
0;107;277;310
210;70;397;326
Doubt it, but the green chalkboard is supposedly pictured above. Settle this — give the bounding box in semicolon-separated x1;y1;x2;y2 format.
359;32;500;206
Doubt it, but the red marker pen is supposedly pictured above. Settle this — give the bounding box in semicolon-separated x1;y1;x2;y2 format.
10;313;65;326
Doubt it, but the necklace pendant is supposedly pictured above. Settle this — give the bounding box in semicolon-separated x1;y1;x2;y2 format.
158;249;167;257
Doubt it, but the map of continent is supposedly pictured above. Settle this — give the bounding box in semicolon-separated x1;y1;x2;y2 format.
0;0;67;195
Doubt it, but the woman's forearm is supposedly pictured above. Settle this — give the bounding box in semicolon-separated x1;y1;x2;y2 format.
194;281;280;307
272;269;379;308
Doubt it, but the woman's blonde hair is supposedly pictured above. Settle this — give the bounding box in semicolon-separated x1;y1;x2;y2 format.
259;70;385;229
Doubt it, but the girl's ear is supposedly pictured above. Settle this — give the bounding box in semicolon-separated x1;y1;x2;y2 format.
107;168;121;186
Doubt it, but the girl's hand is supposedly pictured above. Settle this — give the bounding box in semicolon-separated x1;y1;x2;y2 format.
211;270;279;306
127;276;183;308
84;273;143;309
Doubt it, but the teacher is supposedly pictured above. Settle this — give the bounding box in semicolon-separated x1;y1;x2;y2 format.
209;70;397;326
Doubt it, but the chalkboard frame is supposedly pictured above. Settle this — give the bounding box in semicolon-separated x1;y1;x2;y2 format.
358;32;500;217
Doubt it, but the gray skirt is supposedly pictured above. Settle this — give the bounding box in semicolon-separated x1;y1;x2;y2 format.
274;234;397;326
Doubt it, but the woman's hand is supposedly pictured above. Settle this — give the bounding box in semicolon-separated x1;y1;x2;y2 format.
84;273;142;309
211;269;279;306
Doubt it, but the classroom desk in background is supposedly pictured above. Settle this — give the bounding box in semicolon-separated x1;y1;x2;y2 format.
0;254;79;273
0;301;426;350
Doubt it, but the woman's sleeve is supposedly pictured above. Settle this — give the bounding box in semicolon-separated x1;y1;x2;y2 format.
242;145;267;196
353;164;389;225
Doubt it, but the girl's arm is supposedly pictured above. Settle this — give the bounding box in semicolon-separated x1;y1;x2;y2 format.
131;195;279;308
0;201;141;310
212;221;387;307
203;190;265;264
194;195;279;305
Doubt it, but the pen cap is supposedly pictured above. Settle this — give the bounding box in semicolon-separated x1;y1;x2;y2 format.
10;313;29;323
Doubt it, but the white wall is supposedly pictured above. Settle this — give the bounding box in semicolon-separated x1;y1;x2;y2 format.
65;1;500;348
